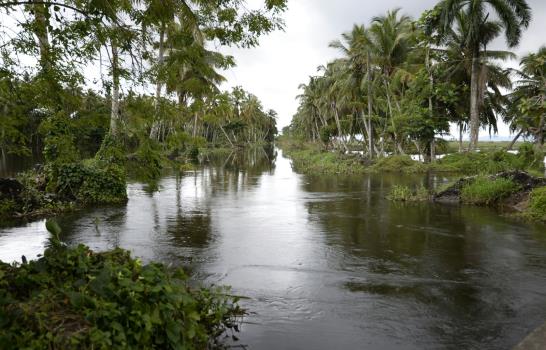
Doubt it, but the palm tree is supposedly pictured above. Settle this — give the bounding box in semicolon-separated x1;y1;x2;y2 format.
429;0;531;150
368;8;416;154
507;47;546;147
439;11;514;149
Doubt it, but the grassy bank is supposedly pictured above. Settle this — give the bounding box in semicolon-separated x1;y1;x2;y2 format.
0;222;242;349
388;172;546;222
278;138;545;176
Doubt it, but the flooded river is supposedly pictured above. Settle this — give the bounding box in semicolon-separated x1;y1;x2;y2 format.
1;148;546;349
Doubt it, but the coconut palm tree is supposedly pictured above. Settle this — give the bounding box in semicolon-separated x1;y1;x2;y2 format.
429;0;531;150
507;46;546;147
439;11;514;149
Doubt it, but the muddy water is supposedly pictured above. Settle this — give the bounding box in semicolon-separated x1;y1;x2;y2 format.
1;148;546;349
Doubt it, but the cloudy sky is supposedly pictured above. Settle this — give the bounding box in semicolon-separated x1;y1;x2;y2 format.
220;0;546;139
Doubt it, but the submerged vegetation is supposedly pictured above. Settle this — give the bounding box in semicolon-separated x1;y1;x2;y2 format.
0;222;242;349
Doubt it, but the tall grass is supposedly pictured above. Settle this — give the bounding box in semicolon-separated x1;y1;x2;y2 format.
461;176;520;205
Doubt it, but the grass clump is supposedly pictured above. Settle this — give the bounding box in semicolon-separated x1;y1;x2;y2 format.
461;176;520;205
0;223;242;349
287;149;366;174
524;186;546;222
388;185;430;202
371;155;426;173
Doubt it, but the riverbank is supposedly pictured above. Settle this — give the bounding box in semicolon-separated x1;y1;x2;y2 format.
278;138;545;176
0;221;242;349
388;171;546;222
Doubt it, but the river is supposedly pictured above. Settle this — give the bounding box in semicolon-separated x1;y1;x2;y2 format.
1;148;546;349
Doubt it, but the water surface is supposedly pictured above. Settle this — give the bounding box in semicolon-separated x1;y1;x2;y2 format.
1;149;546;349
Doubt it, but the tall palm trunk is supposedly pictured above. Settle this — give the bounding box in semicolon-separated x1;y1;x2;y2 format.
150;23;166;140
469;49;480;151
366;50;374;158
426;48;435;163
332;103;348;152
536;93;545;147
110;41;121;135
507;129;523;150
458;124;464;153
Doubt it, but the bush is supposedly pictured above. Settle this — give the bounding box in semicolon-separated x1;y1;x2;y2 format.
53;162;127;204
135;139;163;181
461;176;520;205
95;134;126;165
435;151;519;174
0;227;242;349
525;186;546;221
40;115;80;165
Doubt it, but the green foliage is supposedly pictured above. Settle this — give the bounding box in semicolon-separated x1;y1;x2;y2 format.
461;176;520;205
433;151;526;174
371;155;427;173
0;199;17;218
53;162;127;205
134;139;163;181
40;115;80;165
388;185;430;202
286;148;366;175
524;186;546;222
0;234;242;349
95;134;126;165
518;142;545;171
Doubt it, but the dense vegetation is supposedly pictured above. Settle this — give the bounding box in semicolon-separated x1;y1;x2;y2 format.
0;221;242;349
283;1;545;161
0;0;288;218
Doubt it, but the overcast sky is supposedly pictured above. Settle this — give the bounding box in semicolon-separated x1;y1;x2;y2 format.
220;0;546;139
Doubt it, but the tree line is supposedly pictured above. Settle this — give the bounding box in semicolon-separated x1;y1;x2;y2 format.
0;0;286;162
285;0;544;161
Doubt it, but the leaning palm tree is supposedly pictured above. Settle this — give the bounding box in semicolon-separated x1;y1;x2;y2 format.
429;0;531;150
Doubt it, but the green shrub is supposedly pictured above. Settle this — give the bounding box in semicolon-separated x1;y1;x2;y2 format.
388;185;430;202
461;176;520;205
135;139;163;181
525;186;546;221
95;133;126;165
434;151;521;174
40;115;80;165
53;162;127;204
0;199;17;217
0;233;242;349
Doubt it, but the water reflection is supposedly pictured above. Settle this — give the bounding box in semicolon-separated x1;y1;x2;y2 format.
0;147;546;349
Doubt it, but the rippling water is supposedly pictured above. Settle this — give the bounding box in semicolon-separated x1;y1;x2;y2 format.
2;148;546;349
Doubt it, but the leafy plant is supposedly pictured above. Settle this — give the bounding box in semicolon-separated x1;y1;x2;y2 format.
524;186;546;221
0;222;243;349
461;176;520;205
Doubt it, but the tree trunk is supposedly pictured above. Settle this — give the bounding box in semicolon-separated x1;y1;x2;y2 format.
150;23;166;140
110;41;121;135
469;50;480;151
507;129;523;151
536;113;545;147
333;104;348;152
366;50;374;159
459;124;464;153
430;138;436;164
219;126;235;147
32;1;50;72
426;48;435;163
